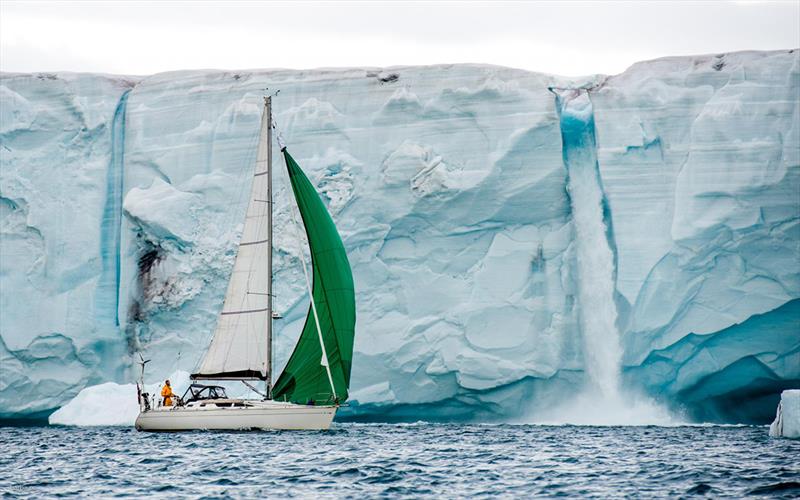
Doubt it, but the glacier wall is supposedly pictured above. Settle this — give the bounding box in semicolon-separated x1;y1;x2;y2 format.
1;50;798;423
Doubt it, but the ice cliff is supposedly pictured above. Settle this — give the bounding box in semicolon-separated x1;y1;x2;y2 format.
2;50;798;424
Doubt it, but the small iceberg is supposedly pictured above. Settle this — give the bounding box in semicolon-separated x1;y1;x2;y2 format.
49;371;190;427
769;390;800;439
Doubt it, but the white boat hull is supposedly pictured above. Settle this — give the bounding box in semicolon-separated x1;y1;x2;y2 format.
135;401;336;431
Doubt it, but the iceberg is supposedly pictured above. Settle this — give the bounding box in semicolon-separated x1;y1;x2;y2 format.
49;370;190;427
770;389;800;439
1;50;798;424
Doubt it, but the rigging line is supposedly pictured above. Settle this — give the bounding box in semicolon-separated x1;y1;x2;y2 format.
171;350;182;378
271;117;286;151
242;379;267;398
289;187;337;401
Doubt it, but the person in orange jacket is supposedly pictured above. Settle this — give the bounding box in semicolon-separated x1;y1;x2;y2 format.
161;380;175;406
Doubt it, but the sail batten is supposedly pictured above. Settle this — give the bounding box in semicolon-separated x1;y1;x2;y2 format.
240;239;269;246
220;308;269;315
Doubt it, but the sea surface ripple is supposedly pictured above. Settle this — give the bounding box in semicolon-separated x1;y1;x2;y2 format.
1;424;798;498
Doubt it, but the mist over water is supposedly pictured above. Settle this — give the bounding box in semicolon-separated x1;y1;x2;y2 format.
549;88;673;425
535;390;677;426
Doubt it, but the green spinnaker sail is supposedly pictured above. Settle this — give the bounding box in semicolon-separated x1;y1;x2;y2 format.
272;149;356;404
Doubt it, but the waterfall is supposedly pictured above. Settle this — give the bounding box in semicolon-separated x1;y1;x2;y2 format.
554;88;622;398
544;88;673;424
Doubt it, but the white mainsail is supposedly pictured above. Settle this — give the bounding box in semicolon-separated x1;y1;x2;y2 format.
134;95;352;432
193;100;272;380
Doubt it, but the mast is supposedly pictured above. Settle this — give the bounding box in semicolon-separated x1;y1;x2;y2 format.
265;95;274;399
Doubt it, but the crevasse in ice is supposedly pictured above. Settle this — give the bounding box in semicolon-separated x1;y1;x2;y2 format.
1;50;798;423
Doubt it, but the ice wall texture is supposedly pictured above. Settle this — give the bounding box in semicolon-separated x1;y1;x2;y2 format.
1;50;798;423
0;74;137;419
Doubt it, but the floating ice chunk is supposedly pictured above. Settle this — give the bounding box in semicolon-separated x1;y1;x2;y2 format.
769;390;800;439
49;371;190;427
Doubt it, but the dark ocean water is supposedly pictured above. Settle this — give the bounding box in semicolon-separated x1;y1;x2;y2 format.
1;424;798;498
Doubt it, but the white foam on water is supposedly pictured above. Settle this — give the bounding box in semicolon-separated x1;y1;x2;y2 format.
533;389;679;426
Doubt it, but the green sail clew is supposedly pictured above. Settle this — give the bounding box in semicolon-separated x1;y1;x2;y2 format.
272;149;356;405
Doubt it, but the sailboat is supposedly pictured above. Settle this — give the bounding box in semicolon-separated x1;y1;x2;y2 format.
134;96;356;431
